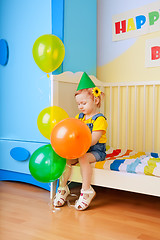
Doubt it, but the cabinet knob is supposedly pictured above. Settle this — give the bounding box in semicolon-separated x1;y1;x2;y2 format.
0;39;9;66
10;147;30;161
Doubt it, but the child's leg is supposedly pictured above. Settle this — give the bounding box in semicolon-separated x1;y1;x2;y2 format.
54;159;77;207
79;153;96;190
75;153;96;210
59;159;77;187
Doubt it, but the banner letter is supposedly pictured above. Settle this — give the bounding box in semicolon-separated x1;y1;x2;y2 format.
127;18;136;31
149;11;159;25
151;46;160;60
115;20;126;34
136;15;146;29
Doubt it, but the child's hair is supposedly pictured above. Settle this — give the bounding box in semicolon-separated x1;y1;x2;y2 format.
75;88;104;108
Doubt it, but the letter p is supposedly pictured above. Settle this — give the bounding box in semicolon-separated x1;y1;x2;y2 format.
136;15;146;29
149;11;159;25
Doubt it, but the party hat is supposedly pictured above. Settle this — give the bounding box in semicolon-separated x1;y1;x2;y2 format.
76;72;96;91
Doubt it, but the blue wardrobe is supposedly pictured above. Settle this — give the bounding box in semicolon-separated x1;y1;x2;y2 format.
0;0;97;190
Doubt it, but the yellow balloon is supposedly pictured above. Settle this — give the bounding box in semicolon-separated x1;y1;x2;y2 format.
37;106;69;139
32;34;65;73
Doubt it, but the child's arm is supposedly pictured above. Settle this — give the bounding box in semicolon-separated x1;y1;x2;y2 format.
91;130;104;146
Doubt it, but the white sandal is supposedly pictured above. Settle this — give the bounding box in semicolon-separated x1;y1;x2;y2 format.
75;186;96;211
53;185;70;207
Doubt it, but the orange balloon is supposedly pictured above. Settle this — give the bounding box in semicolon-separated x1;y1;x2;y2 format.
51;118;92;159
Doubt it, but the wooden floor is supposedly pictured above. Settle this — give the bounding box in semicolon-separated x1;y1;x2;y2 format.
0;181;160;240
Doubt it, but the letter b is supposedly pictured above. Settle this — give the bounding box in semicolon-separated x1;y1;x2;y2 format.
151;46;160;60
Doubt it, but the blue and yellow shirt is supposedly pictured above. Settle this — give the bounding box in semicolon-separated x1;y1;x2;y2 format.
75;113;108;143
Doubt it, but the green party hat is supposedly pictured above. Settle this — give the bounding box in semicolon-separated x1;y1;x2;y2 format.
77;72;96;91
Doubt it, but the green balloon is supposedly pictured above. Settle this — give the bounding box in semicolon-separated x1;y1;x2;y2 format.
29;144;66;183
32;34;65;73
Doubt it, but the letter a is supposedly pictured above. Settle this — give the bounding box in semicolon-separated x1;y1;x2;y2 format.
127;18;136;32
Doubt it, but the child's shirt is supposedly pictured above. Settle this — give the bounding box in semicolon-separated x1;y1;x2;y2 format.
75;113;108;143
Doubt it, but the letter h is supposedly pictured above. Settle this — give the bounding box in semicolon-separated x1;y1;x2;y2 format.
115;20;126;34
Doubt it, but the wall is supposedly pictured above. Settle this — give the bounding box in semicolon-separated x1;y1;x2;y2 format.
97;0;160;82
97;0;160;152
63;0;97;76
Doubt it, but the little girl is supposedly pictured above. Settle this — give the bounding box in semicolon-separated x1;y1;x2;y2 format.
54;72;108;210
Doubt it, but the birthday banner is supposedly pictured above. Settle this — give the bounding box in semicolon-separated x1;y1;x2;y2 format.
112;1;160;41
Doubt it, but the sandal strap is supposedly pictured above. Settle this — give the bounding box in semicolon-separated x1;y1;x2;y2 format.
81;186;95;195
76;200;88;208
75;186;96;210
54;185;70;206
55;196;66;205
58;186;69;191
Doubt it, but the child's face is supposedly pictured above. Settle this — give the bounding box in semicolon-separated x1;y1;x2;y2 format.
75;91;98;115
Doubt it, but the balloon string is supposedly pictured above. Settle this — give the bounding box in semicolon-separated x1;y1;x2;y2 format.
66;163;72;168
49;187;78;211
48;199;61;213
67;193;78;209
67;180;78;208
59;163;71;185
39;73;47;79
49;163;77;211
